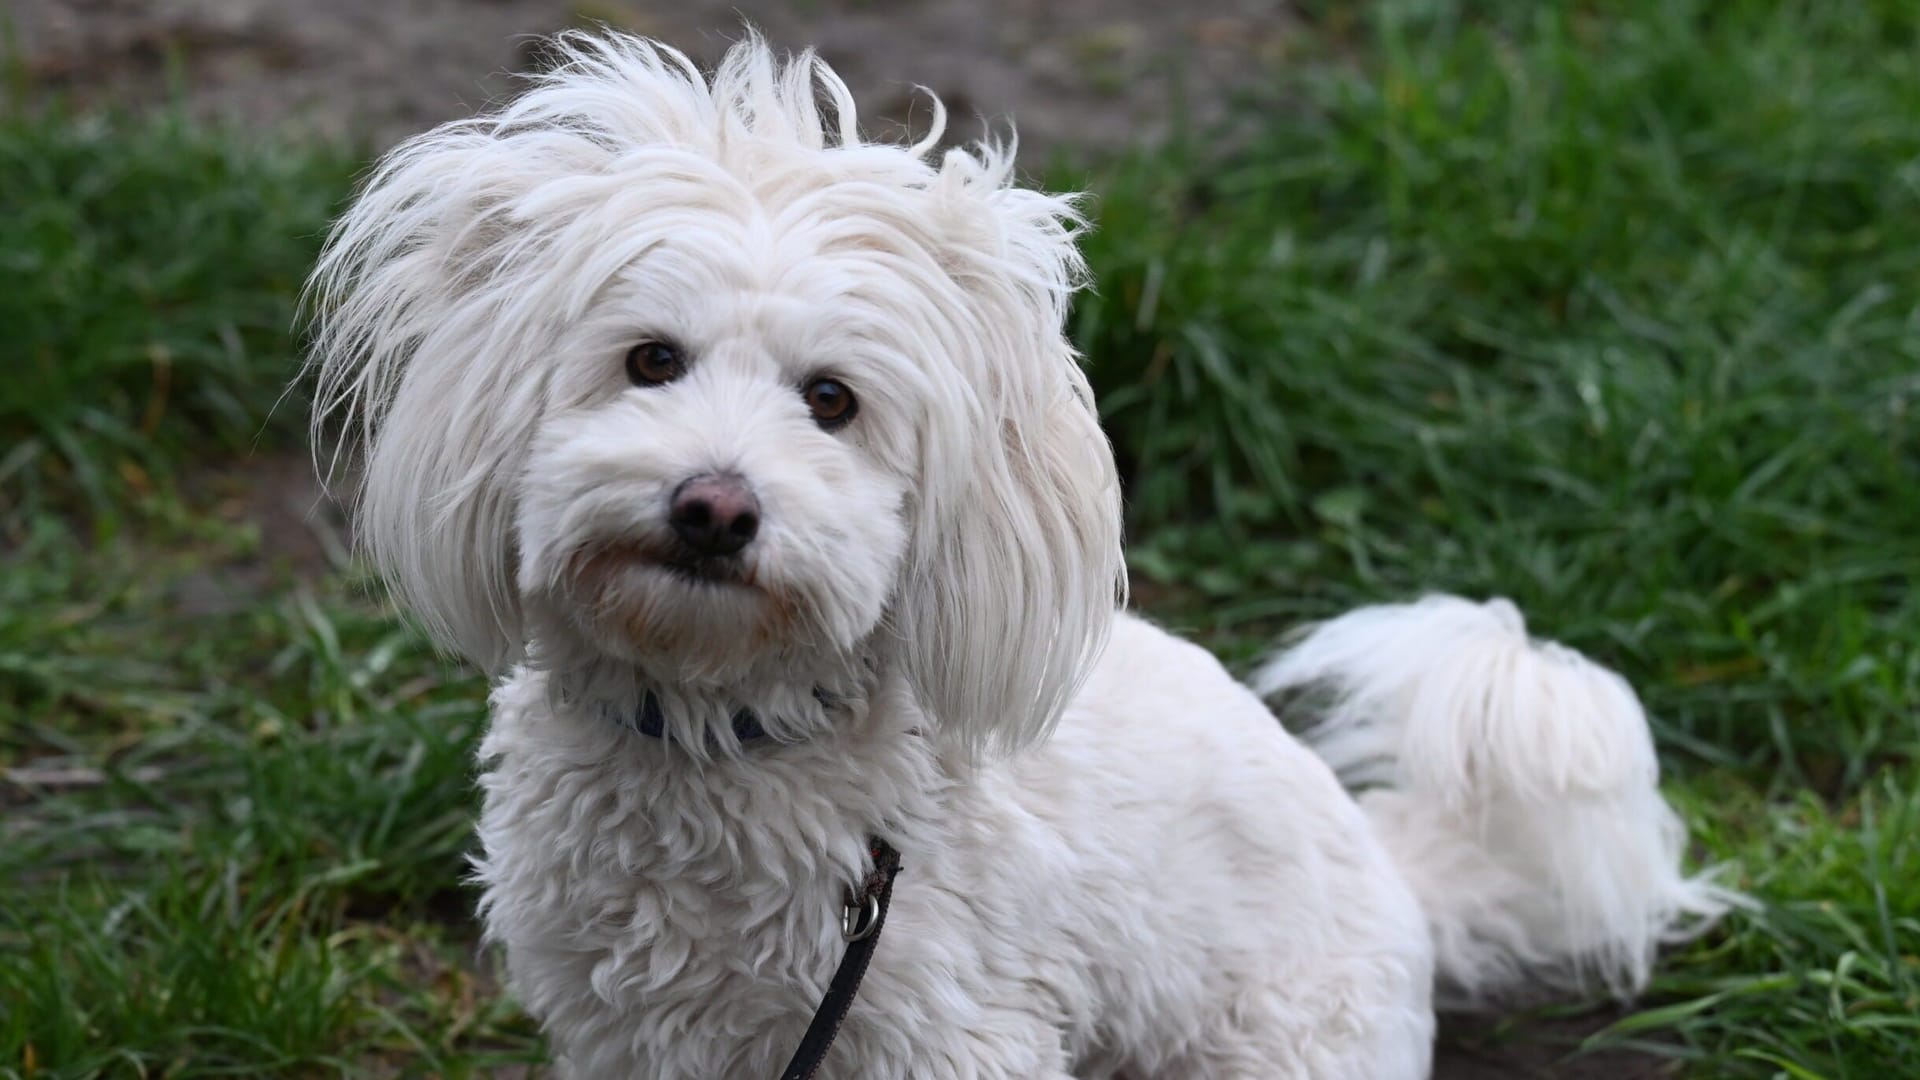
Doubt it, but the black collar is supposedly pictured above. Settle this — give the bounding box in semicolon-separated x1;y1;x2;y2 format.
630;691;770;743
625;688;838;745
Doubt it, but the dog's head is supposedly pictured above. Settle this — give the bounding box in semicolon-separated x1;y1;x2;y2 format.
308;33;1123;752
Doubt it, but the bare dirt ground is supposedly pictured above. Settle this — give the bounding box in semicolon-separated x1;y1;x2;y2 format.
11;3;1670;1076
13;0;1290;154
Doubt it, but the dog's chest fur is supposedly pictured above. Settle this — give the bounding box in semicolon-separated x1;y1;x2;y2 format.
472;666;951;1076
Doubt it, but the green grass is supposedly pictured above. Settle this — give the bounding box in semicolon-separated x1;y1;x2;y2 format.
0;107;353;525
1;521;536;1076
1075;0;1920;779
4;1;1918;1076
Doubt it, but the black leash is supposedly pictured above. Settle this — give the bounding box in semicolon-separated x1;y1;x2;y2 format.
778;837;903;1080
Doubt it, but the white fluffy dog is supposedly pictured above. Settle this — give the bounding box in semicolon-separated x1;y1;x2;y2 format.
308;33;1733;1079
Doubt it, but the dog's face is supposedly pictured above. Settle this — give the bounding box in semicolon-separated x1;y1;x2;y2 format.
309;35;1124;749
511;224;925;682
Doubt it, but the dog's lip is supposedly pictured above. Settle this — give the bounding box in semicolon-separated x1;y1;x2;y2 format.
657;553;756;588
577;539;761;590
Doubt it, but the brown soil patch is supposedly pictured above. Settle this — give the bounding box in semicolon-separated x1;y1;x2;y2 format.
14;0;1290;155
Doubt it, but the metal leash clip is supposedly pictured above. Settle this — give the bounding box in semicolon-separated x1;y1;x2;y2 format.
841;891;881;942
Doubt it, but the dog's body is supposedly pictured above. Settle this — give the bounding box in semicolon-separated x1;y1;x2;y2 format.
309;34;1731;1078
477;614;1431;1077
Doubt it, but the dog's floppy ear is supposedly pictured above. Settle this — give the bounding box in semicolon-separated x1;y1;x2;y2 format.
304;128;551;673
896;148;1127;755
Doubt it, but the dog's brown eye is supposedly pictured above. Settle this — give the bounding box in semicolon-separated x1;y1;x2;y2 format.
803;377;857;429
626;340;685;386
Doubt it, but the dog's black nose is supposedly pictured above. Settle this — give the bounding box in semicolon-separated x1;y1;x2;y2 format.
669;474;760;557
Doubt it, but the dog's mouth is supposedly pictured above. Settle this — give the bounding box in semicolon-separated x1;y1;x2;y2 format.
656;548;755;588
578;539;758;590
564;534;760;595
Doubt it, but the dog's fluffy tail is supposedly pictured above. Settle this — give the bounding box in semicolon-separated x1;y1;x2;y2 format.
1251;595;1739;1006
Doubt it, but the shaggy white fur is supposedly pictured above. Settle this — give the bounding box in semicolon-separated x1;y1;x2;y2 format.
307;31;1735;1079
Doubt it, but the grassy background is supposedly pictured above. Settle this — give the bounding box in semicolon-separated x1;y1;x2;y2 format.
0;110;351;525
4;1;1918;1076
